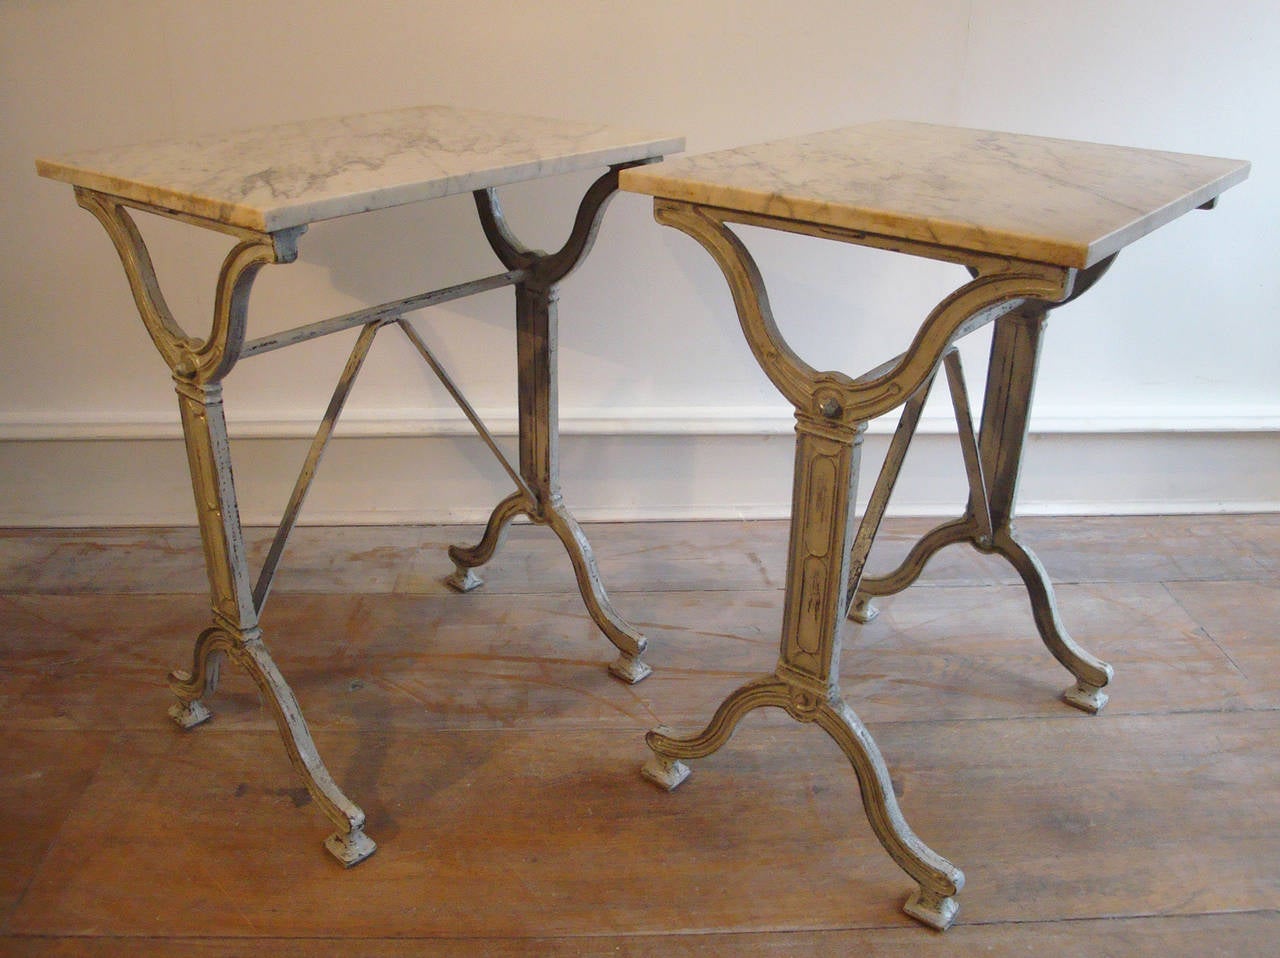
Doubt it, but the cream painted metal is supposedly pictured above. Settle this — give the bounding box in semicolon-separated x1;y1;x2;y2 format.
37;106;683;866
621;121;1249;930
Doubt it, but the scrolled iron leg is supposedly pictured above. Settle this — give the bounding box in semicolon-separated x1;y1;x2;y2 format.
644;675;963;929
642;675;790;789
446;491;530;592
993;528;1113;713
79;187;373;864
545;498;651;683
814;695;964;930
231;633;376;866
645;198;1030;930
851;518;978;620
168;625;227;729
970;311;1112;712
469;173;653;682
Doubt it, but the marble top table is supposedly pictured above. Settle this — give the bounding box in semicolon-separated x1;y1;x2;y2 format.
621;120;1247;267
37;106;682;868
621;122;1248;930
38;104;683;231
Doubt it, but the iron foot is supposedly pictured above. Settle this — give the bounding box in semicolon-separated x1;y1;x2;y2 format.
1063;679;1109;714
445;565;484;593
324;826;377;867
903;886;960;931
849;594;880;623
168;697;212;730
608;651;653;685
641;751;691;791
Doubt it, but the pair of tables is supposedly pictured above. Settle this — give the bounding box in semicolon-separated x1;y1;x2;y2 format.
37;106;1247;929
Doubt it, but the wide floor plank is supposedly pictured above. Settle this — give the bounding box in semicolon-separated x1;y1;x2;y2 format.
4;910;1280;956
8;708;1278;938
2;516;1277;953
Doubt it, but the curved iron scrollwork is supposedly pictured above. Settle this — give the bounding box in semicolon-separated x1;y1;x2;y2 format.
170;625;375;865
450;162;655;684
652;199;1076;426
475;161;652;285
74;187;300;384
639;195;1120;932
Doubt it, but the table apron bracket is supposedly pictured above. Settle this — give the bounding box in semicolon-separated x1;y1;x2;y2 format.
650;199;1074;426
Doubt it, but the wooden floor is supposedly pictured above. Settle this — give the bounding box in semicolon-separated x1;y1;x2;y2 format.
1;515;1277;955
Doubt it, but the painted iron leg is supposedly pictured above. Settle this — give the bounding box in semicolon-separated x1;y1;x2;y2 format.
445;491;526;593
170;380;375;865
854;309;1114;711
166;384;254;732
515;280;649;683
77;190;373;865
977;311;1113;712
851;352;985;623
170;624;375;865
646;422;963;929
850;518;975;622
849;307;1111;712
543;494;650;683
449;173;651;682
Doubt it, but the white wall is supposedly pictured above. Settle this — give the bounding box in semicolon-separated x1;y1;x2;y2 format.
1;0;1277;525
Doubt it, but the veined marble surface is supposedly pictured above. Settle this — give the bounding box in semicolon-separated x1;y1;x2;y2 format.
619;122;1249;268
36;106;683;232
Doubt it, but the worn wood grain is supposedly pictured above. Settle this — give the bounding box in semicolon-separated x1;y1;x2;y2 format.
0;732;111;928
1;517;1278;953
7;709;1278;937
1;576;1268;733
4;911;1280;956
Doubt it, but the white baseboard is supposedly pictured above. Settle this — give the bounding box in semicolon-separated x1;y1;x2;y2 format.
1;407;1277;526
5;403;1279;441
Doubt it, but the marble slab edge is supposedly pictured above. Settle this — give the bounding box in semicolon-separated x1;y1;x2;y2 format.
1066;161;1250;267
618;130;1249;269
38;138;685;234
620;162;1249;269
36;103;684;235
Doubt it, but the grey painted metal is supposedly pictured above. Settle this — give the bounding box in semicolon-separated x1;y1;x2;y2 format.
841;376;930;622
944;349;994;544
446;164;653;684
853;297;1116;713
253;319;387;610
396;318;535;505
77;188;376;864
638;197;1119;931
843;349;990;624
67;159;656;865
240;269;526;358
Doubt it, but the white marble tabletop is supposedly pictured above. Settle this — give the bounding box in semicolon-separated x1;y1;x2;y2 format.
619;121;1249;268
37;105;684;233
